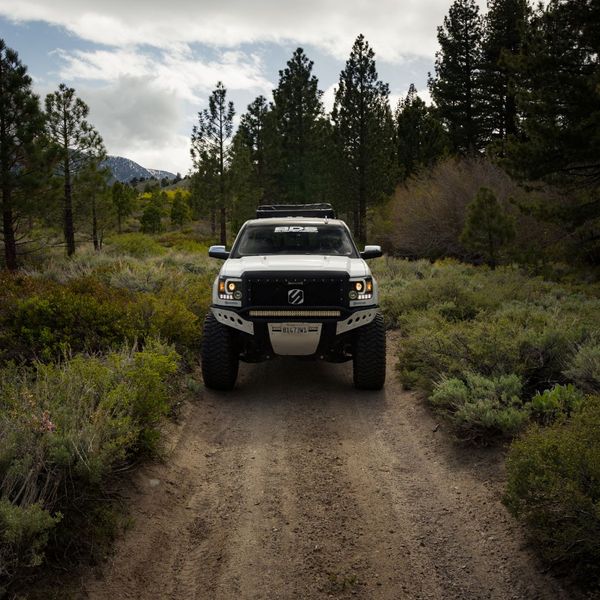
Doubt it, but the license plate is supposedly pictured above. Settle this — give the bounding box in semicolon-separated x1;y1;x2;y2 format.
269;323;318;335
281;325;308;334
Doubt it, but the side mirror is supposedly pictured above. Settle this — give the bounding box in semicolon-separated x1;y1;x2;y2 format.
360;245;382;259
208;245;230;260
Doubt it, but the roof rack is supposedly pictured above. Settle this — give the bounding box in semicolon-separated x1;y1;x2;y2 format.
256;203;336;219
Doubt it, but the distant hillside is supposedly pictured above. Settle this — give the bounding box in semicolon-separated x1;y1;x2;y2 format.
102;156;176;183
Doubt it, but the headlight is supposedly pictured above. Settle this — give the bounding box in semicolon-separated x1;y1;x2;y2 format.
349;277;373;302
218;278;242;301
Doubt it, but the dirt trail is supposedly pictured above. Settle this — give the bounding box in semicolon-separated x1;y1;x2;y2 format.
81;338;574;600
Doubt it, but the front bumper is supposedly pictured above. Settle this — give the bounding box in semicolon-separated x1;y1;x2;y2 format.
211;305;378;336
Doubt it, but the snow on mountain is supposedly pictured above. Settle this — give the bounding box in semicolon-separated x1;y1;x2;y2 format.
146;168;177;180
102;156;176;183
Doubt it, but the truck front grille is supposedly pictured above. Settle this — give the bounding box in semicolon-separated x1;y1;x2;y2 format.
245;272;348;307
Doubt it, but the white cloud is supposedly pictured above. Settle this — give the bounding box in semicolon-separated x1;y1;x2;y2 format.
49;46;273;173
75;76;191;173
0;0;463;62
322;83;337;114
56;46;272;103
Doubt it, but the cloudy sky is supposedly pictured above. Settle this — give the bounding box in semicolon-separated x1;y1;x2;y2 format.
0;1;479;174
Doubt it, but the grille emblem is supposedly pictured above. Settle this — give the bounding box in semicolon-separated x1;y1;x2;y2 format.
288;289;304;305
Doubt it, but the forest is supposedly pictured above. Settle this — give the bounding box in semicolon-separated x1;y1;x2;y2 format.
0;0;599;596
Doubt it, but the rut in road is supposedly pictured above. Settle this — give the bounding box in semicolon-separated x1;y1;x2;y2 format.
81;338;575;600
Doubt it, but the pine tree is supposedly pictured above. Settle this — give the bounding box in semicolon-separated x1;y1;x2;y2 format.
429;0;486;154
74;162;113;250
190;81;234;245
480;0;530;154
505;0;600;261
272;48;326;204
395;84;448;180
332;35;395;242
141;191;165;234
45;84;105;256
238;95;268;197
228;131;264;232
170;191;191;229
507;0;599;182
0;40;46;271
111;181;135;233
460;186;515;268
189;155;219;234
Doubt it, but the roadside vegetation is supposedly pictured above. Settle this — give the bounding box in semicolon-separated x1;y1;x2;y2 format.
0;234;217;595
373;256;600;584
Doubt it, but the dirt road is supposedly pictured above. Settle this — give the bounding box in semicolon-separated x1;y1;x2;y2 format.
81;341;574;600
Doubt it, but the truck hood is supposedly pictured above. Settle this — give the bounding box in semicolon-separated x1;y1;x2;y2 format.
220;255;370;278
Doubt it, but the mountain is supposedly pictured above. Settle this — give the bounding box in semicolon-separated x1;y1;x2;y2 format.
101;156;177;183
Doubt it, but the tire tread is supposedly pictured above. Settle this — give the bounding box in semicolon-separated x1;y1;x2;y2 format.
353;312;386;390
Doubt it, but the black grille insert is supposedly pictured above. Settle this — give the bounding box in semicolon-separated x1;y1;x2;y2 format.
244;271;348;307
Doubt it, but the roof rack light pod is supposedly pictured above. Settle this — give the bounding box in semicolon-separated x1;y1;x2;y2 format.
256;203;336;219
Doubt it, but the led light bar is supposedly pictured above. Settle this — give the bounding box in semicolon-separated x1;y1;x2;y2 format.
249;310;341;318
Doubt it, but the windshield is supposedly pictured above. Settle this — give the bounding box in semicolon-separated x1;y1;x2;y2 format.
231;224;358;257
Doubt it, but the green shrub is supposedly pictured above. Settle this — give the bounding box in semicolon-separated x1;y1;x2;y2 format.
0;342;179;588
564;341;600;393
3;286;140;363
144;296;201;356
529;384;585;425
0;501;60;586
140;202;164;234
505;397;600;583
394;285;599;395
107;233;166;258
431;373;527;440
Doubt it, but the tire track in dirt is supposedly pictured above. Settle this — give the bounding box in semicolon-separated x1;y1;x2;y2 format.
81;337;576;600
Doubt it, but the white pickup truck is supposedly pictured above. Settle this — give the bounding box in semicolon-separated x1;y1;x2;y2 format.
202;203;386;390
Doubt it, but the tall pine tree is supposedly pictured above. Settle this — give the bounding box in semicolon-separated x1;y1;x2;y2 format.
480;0;530;154
190;81;234;245
506;0;600;261
332;34;395;242
45;84;105;256
395;84;447;181
74;161;113;251
0;40;46;271
228;130;263;232
111;181;135;233
237;95;269;200
429;0;486;154
272;48;325;204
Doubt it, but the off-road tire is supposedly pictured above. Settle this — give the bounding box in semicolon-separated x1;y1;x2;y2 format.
353;312;386;390
201;312;239;390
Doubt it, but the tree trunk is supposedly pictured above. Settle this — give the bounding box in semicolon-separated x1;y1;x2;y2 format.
358;146;367;245
359;192;367;246
211;208;217;236
219;118;227;246
2;186;17;271
0;80;17;272
353;204;360;240
64;157;76;256
487;222;496;270
92;195;99;251
220;204;226;246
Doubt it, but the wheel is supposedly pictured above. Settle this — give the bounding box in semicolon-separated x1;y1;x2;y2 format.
201;312;239;390
353;312;386;390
